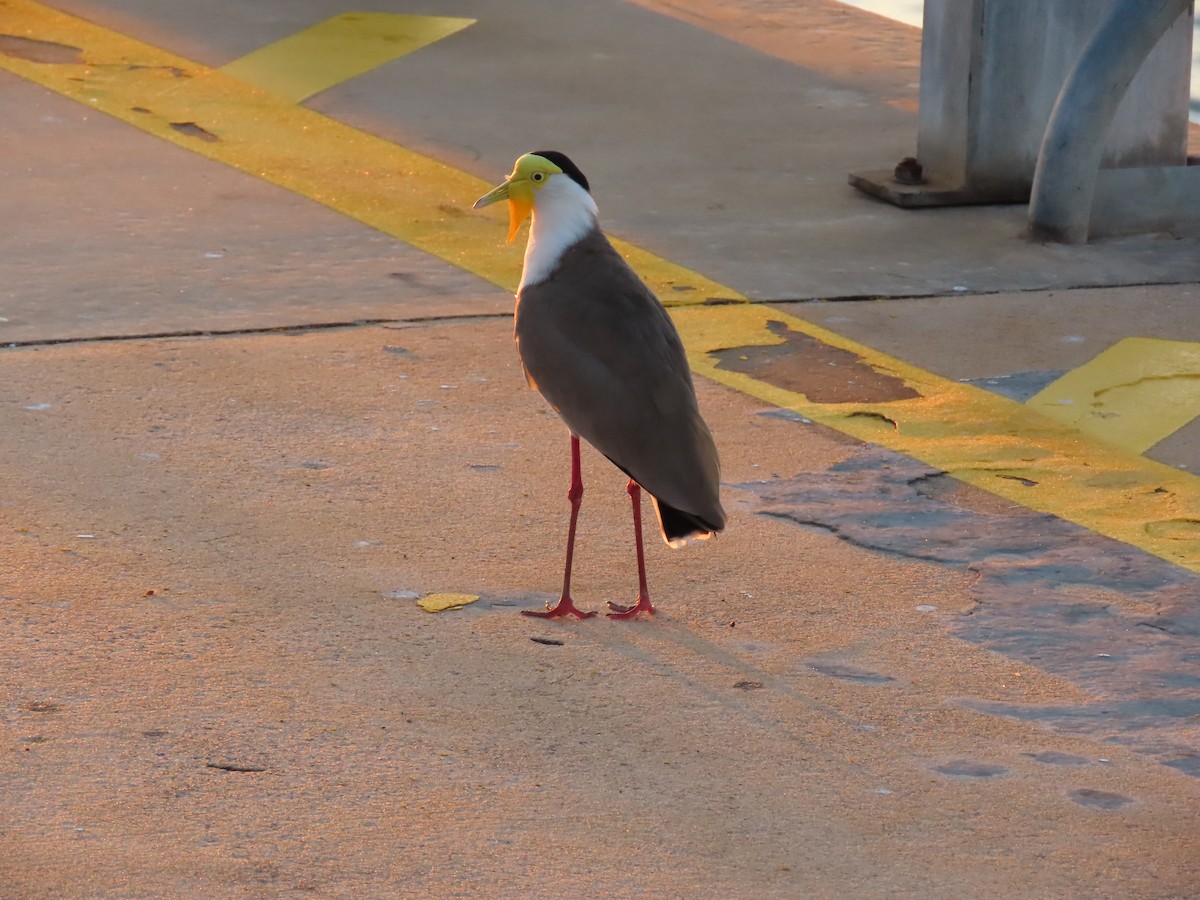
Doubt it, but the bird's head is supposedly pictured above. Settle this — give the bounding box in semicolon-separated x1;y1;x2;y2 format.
473;151;591;243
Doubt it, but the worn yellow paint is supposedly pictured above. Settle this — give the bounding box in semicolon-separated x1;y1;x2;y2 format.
219;13;474;104
0;0;728;302
674;304;1200;573
3;0;1200;573
1026;337;1200;455
417;593;481;613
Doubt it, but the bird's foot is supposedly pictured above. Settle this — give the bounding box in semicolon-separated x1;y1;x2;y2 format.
521;596;597;619
606;593;655;620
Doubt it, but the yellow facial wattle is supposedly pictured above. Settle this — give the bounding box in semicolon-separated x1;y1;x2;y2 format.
472;152;565;243
504;180;534;243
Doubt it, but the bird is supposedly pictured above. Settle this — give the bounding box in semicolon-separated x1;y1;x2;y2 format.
473;151;725;619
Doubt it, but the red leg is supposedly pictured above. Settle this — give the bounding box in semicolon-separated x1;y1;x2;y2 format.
607;479;656;619
523;434;596;619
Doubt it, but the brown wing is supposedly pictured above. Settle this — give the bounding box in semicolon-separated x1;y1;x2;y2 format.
515;228;725;533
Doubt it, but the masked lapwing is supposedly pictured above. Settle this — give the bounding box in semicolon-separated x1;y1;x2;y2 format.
473;151;725;619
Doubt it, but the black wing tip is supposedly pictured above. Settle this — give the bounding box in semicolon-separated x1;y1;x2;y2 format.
530;150;590;193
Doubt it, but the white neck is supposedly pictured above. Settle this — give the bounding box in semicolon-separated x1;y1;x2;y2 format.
519;176;599;291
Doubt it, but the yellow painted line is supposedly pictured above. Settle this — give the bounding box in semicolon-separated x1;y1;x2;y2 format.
3;0;1200;573
674;304;1200;572
219;13;474;104
0;0;729;302
1027;337;1200;455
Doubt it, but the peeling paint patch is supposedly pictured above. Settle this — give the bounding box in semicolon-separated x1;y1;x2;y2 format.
807;661;896;684
934;760;1008;778
740;444;1200;776
1145;518;1200;541
169;121;219;143
711;320;920;403
1026;751;1090;766
1068;788;1133;810
0;34;81;64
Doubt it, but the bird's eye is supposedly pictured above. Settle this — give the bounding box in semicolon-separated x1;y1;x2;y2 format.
530;171;546;183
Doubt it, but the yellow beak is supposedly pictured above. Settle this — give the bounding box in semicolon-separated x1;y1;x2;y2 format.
473;179;534;243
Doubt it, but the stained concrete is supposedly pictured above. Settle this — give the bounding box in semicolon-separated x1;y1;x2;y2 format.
744;444;1200;776
0;71;503;344
3;0;1200;896
27;0;1200;303
5;324;1200;897
791;284;1200;472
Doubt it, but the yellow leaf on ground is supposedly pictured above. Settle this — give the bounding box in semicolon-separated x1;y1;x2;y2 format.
417;593;480;613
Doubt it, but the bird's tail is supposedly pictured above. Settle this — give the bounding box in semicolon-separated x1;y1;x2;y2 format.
653;498;724;549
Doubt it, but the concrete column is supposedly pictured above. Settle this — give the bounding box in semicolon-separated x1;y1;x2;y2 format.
1029;0;1194;243
850;0;1192;208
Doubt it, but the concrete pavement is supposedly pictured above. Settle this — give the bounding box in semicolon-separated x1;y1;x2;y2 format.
3;0;1200;896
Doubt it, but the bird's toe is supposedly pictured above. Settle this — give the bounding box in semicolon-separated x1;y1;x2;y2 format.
605;595;655;620
522;597;597;619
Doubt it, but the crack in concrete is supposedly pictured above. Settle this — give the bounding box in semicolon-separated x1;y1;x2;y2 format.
757;510;966;565
762;277;1200;305
0;314;516;350
1;294;774;351
1092;370;1200;399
